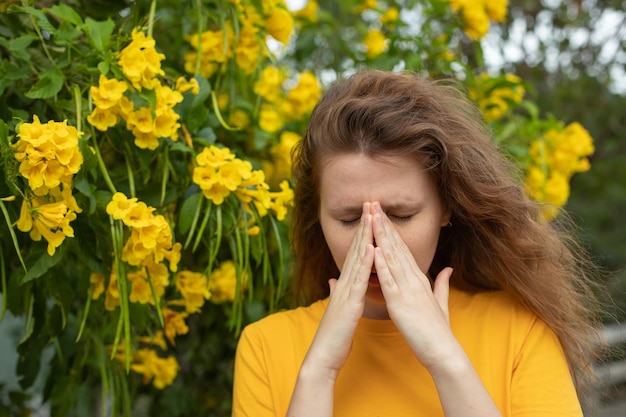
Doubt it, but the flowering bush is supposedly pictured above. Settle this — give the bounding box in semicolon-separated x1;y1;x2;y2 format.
0;0;594;415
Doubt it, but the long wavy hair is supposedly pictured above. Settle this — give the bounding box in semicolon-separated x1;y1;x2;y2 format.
291;69;604;390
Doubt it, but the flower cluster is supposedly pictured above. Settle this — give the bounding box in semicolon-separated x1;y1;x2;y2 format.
524;122;595;219
106;192;182;271
192;145;294;221
208;260;248;303
448;0;508;40
110;334;179;390
470;73;525;122
254;67;322;133
359;4;398;59
184;0;294;78
13;116;84;255
87;29;199;150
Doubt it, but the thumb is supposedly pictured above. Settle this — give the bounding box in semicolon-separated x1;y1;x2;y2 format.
433;267;453;318
328;278;338;295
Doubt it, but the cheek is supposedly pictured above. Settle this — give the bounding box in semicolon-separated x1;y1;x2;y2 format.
324;226;356;272
399;226;441;269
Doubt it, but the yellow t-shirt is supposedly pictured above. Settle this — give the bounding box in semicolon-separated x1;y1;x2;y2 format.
232;288;582;417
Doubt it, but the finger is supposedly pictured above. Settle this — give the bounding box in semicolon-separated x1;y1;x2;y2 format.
328;278;338;294
371;203;422;283
340;203;373;280
433;267;453;319
374;246;398;293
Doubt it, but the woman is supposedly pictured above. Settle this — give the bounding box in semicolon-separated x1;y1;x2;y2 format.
232;70;602;416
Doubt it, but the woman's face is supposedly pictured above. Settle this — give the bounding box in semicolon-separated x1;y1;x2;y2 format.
318;152;450;314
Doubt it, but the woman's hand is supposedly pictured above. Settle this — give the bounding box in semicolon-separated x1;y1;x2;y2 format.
370;201;458;371
301;202;375;378
287;203;375;417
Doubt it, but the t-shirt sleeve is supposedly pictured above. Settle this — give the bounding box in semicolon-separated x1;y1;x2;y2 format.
232;325;276;417
511;317;583;417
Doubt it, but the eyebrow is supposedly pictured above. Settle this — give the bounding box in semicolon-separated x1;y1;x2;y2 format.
327;202;422;216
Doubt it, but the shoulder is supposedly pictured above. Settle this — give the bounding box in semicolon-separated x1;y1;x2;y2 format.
449;287;549;350
239;298;328;347
449;287;535;324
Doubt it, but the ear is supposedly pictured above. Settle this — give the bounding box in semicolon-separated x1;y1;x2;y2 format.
440;206;452;228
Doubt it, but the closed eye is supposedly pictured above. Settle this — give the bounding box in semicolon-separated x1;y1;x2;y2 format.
340;218;360;226
389;215;413;223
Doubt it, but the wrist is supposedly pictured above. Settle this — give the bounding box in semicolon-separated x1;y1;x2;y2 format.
298;358;340;385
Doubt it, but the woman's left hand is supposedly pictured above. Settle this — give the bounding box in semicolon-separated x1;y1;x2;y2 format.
371;201;459;372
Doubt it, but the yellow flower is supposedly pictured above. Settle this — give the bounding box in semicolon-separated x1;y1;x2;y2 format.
285;71;322;120
294;0;319;22
14;116;84;196
208;260;248;303
90;272;106;300
192;148;254;205
90;75;128;109
269;180;294;221
106;192;139;220
184;27;233;77
118;29;165;90
381;7;399;24
229;109;251;129
363;29;388;59
16;197;76;256
174;270;211;313
87;107;119;132
196;145;235;168
175;76;200;94
236;169;271;215
268;131;300;185
139;331;168;351
236;23;262;73
130;349;179;389
461;4;490;40
105;271;120;311
128;263;170;305
265;7;294;44
485;0;508;22
254;66;284;103
259;104;284;133
163;308;189;345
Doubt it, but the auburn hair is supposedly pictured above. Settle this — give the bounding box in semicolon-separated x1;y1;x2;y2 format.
290;69;603;390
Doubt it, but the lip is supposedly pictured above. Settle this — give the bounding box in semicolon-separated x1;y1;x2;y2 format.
368;272;380;286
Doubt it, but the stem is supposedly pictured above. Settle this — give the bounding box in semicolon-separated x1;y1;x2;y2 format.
160;147;169;207
73;85;82;132
0;198;27;272
148;0;157;38
145;267;164;327
211;91;239;131
90;127;117;194
183;194;205;250
75;286;92;342
123;143;136;198
194;0;203;76
0;248;7;323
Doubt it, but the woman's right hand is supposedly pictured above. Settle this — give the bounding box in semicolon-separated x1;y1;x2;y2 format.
299;202;375;381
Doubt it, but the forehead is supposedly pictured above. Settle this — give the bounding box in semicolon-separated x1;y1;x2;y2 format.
318;152;438;207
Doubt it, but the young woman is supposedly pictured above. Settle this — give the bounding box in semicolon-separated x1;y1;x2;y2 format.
232;70;603;417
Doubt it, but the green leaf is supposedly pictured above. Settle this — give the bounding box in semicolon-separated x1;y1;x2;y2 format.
19;244;64;284
178;191;202;235
83;17;114;52
48;4;83;26
9;34;38;53
8;5;57;36
24;67;65;99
